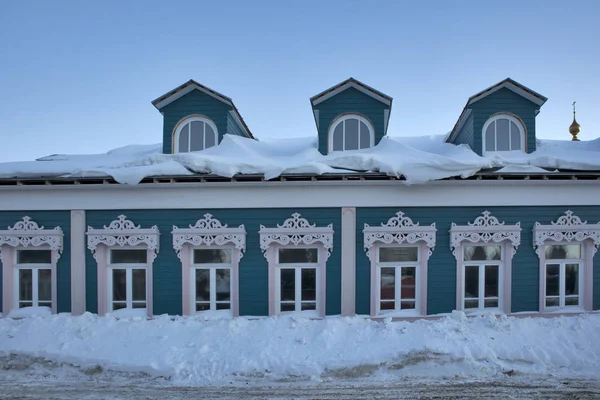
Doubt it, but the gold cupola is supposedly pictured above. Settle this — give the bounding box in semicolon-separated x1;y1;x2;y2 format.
569;101;581;141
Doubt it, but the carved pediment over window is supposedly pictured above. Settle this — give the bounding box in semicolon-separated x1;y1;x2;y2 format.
259;213;334;259
0;216;63;257
363;211;436;258
533;210;600;256
172;213;246;260
450;211;521;259
87;215;160;260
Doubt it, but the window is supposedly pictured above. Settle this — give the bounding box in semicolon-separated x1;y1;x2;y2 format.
174;116;218;153
450;211;521;314
87;215;160;317
276;248;319;313
462;245;501;310
482;114;525;153
328;114;374;153
15;249;53;309
259;213;333;317
533;211;599;313
172;214;246;317
107;249;148;311
363;211;436;317
0;217;63;316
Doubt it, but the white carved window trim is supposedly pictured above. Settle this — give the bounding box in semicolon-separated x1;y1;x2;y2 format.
259;213;333;317
363;211;436;317
172;213;246;317
450;211;521;314
533;210;599;313
87;215;160;317
0;217;63;315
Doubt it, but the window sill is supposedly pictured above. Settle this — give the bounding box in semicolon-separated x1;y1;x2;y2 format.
8;306;52;319
372;310;422;318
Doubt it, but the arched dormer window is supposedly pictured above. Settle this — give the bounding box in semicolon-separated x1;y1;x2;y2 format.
482;114;525;154
328;114;374;153
174;116;218;153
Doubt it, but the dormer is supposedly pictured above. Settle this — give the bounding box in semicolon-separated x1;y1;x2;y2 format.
152;80;253;154
310;78;392;154
446;78;547;156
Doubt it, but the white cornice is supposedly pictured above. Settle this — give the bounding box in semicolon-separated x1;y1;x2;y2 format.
533;210;600;256
0;216;63;256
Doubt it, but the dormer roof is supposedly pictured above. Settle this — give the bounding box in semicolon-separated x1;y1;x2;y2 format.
310;77;393;107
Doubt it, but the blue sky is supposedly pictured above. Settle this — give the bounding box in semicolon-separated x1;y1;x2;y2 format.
0;0;598;161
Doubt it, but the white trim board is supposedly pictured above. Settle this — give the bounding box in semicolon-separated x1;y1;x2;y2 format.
2;180;600;210
153;84;233;110
311;81;392;107
468;81;546;108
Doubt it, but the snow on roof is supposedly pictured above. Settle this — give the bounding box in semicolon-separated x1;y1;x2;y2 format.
1;134;600;185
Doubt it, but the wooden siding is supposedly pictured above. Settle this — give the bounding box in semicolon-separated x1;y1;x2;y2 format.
356;206;600;315
85;209;341;316
470;88;539;155
226;113;246;137
0;211;71;313
161;89;232;154
452;112;474;148
314;87;389;154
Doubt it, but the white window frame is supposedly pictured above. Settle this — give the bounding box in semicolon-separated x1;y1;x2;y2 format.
363;211;436;317
0;217;63;316
87;215;160;317
14;248;54;310
328;114;375;153
173;115;219;153
533;210;600;313
482;114;526;154
106;247;149;312
259;213;334;317
172;213;246;317
461;244;503;312
450;211;521;314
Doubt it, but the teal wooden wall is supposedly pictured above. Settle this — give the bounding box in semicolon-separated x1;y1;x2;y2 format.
451;112;474;149
226;113;247;138
314;87;389;154
470;88;539;155
356;206;600;315
161;90;232;154
85;209;341;316
0;211;71;313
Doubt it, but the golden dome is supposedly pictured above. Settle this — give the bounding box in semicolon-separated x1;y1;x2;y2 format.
570;101;580;141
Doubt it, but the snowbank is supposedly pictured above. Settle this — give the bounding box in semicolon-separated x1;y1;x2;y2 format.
0;134;599;185
1;312;599;385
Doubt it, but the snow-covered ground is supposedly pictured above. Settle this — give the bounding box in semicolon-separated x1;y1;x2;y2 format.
1;134;600;185
0;311;599;388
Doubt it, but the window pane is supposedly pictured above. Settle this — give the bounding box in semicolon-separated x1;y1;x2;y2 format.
510;121;521;150
301;302;316;311
112;269;126;302
113;303;127;311
205;124;216;148
546;297;559;308
301;268;316;301
194;249;232;264
379;247;418;262
216;303;230;310
545;264;560;296
132;269;146;301
196;303;210;312
344;119;359;150
545;245;581;260
280;269;295;301
38;269;52;302
496;119;510;151
465;299;479;309
464;245;501;261
281;303;296;312
565;264;579;296
484;265;498;298
332;123;343;151
565;296;579;306
380;267;395;300
17;250;52;264
359;122;370;149
380;301;394;311
484;299;498;308
278;248;318;264
190;121;204;151
19;269;33;301
111;249;146;264
485;122;495;151
195;269;210;302
401;267;416;299
132;303;146;309
465;266;479;299
216;269;231;301
400;301;415;310
178;123;190;152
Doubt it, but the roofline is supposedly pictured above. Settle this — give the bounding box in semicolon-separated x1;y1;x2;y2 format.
310;77;393;107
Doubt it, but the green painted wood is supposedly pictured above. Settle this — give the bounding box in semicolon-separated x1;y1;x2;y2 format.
0;211;71;313
161;89;232;154
226;113;249;138
451;112;474;149
314;87;389;154
85;209;341;316
470;88;539;155
356;206;600;315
